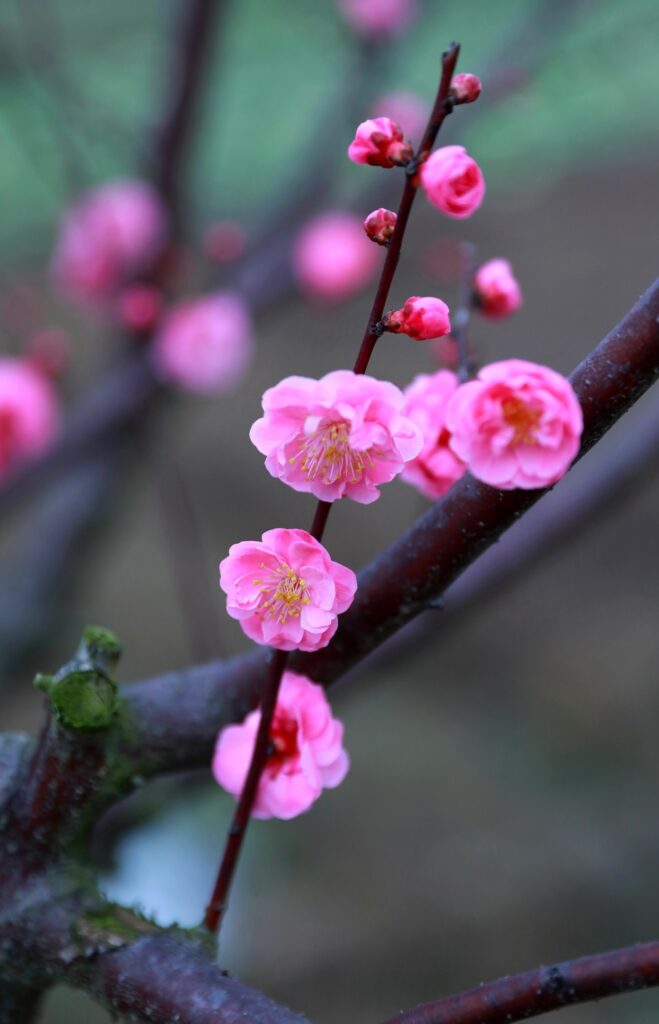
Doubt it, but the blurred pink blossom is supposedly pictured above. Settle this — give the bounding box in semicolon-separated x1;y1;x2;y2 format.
446;359;583;490
383;295;451;340
152;293;253;394
348;117;411;168
250;369;422;504
338;0;417;37
213;671;349;820
51;180;166;305
401;370;466;499
294;212;380;301
420;146;485;219
24;329;71;380
474;259;522;319
0;358;60;477
372;91;428;144
219;528;357;652
117;285;163;333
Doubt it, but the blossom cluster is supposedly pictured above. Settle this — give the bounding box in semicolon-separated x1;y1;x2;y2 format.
51;180;255;397
211;57;582;823
23;52;584;826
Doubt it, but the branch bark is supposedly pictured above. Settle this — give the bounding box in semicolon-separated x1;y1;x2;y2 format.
381;940;659;1024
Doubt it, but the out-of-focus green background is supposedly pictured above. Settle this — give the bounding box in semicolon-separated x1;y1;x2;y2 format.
2;1;659;1022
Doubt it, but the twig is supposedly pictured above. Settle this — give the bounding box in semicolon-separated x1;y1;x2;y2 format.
203;41;463;939
452;240;476;381
380;940;659;1024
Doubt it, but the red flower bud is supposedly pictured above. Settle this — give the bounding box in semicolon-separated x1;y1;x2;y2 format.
363;208;397;246
450;73;482;105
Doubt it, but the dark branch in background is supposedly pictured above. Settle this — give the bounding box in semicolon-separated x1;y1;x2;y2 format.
149;0;225;222
0;453;118;683
151;438;222;663
119;277;659;775
452;240;476;381
381;940;659;1024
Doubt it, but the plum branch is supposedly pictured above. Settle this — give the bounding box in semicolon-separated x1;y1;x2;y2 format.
118;276;659;778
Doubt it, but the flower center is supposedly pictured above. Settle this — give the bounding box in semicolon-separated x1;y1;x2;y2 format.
292;419;374;485
264;712;300;778
502;397;540;444
254;561;311;624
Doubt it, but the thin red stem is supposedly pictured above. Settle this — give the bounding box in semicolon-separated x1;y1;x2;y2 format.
353;42;460;375
203;41;462;940
203;646;288;933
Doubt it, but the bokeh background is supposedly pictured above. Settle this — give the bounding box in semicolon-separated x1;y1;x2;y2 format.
1;1;659;1021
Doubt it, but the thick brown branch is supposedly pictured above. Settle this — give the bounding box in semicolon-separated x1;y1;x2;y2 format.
381;940;659;1024
1;873;310;1024
119;277;659;775
297;275;659;683
73;934;311;1024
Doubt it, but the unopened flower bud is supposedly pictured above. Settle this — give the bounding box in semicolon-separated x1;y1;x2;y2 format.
420;146;485;219
348;117;413;168
363;208;397;246
450;73;482;105
383;296;451;341
473;259;522;319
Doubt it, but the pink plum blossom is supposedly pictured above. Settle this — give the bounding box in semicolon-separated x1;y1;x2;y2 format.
363;208;397;246
294;212;380;301
451;73;482;105
348;117;412;168
338;0;416;37
213;671;349;820
152;293;253;394
401;370;466;499
219;528;357;651
445;359;583;490
51;180;166;305
373;92;428;144
250;370;423;504
0;358;60;477
474;259;522;319
419;146;485;219
383;295;451;340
